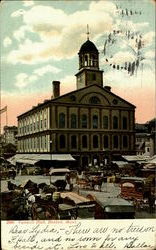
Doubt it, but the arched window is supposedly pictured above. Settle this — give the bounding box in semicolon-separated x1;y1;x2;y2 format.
82;135;87;148
113;135;118;148
92;55;95;66
90;96;100;104
60;135;65;148
93;115;98;128
59;113;65;128
104;135;109;148
113;116;118;129
123;116;127;130
71;114;77;128
81;114;87;128
71;135;77;149
103;116;108;129
123;135;128;148
84;55;88;66
93;135;99;148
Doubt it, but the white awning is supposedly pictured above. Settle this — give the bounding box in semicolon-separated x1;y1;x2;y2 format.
7;156;16;165
17;159;38;165
112;161;129;167
145;155;156;164
8;153;75;165
49;168;70;175
122;155;150;162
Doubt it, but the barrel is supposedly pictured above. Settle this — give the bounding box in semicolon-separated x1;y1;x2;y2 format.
53;192;60;201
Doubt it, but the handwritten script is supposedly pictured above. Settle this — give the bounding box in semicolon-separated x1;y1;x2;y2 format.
1;220;156;250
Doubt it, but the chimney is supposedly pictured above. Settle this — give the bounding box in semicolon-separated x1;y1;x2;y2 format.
104;86;111;92
52;81;60;98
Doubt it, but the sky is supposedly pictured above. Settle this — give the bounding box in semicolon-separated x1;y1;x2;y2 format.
0;0;155;132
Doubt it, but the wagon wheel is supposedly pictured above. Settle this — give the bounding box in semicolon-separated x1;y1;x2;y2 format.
70;209;78;220
32;203;58;220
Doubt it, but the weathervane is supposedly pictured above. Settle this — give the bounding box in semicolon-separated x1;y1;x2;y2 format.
86;24;90;40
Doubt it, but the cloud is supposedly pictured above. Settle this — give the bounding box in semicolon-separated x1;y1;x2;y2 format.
7;39;62;64
8;2;116;64
13;25;32;41
116;20;149;32
11;9;25;17
108;51;136;64
89;1;117;15
104;68;155;91
14;64;61;88
15;73;38;88
142;31;155;47
34;65;61;76
3;37;12;47
144;50;155;59
23;0;34;7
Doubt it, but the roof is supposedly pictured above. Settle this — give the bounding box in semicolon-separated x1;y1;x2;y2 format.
121;176;146;182
145;155;156;164
143;164;156;169
18;84;136;118
8;154;75;165
49;168;70;175
59;203;75;211
103;198;134;213
89;195;134;212
60;192;91;205
122;155;150;162
79;40;98;53
112;161;129;167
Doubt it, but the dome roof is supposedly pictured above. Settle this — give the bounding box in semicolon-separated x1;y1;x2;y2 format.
79;40;98;53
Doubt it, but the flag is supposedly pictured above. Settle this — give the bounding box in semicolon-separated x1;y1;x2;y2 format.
0;106;7;114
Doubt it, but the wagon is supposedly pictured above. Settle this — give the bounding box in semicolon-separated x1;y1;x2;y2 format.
31;200;58;220
0;169;16;180
77;173;104;191
49;168;78;191
58;203;77;220
0;191;28;220
31;193;78;220
86;194;135;219
120;176;146;200
60;192;95;219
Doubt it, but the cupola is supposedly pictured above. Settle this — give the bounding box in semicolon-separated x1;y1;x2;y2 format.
75;25;103;90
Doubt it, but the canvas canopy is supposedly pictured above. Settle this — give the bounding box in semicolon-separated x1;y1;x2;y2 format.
8;154;75;165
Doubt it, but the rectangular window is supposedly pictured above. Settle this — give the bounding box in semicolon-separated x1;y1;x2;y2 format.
45;136;47;149
103;116;108;129
44;119;47;128
92;73;96;80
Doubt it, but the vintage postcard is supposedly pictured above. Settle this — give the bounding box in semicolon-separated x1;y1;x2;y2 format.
1;0;155;249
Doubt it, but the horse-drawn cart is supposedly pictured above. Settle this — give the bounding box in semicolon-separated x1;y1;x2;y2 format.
86;194;135;219
120;177;146;200
76;171;104;191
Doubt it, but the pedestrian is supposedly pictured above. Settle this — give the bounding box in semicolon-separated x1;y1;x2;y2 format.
65;173;72;190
